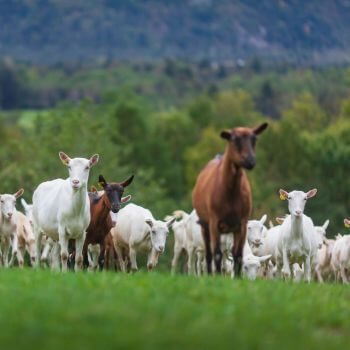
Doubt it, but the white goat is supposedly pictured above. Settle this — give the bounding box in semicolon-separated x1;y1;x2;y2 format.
167;210;190;274
21;198;54;267
32;151;99;271
276;189;318;282
15;211;36;266
246;214;268;255
0;189;24;267
185;210;207;275
111;203;175;271
242;242;272;280
331;219;350;284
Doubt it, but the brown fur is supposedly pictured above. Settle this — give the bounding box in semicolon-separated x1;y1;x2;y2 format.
82;175;134;268
103;232;119;270
192;123;268;276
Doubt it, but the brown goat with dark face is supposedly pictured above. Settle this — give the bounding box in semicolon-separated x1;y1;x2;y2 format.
82;174;134;269
192;123;268;277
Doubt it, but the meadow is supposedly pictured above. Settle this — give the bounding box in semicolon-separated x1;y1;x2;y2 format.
0;269;349;350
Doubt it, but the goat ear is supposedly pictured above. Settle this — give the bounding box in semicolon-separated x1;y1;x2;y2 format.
121;195;131;203
89;154;99;168
145;219;154;228
98;175;107;188
276;217;284;225
166;217;176;228
323;219;330;231
220;130;232;140
59;151;71;166
14;188;24;199
21;198;28;209
307;188;317;199
279;189;289;200
253;123;268;135
121;175;134;188
260;214;267;225
344;219;350;228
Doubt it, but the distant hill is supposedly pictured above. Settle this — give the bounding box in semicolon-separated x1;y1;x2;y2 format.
1;0;350;65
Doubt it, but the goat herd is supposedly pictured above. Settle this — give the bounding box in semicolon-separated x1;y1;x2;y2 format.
0;123;349;284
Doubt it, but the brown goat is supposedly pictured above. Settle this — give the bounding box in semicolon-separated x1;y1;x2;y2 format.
82;174;134;269
192;123;268;276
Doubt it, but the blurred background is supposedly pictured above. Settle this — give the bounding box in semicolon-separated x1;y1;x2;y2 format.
1;0;350;242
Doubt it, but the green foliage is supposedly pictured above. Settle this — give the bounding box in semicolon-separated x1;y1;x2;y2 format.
1;64;350;236
185;126;224;187
0;270;350;350
283;92;328;131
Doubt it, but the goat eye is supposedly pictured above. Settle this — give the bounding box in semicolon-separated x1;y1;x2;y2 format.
85;166;89;170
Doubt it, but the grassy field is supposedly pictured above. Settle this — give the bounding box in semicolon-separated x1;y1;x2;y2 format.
0;269;349;350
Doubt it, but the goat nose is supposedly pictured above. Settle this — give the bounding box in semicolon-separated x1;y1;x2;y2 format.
7;213;12;218
158;245;164;252
111;205;120;213
72;180;79;185
295;210;302;216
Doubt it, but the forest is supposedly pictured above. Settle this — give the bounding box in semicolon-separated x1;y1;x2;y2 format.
1;59;350;238
1;0;350;65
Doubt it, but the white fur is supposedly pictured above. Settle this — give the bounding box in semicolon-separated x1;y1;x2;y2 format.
276;189;318;282
0;190;23;267
16;211;36;267
21;198;53;266
32;152;99;271
331;234;350;284
242;242;271;280
111;203;175;271
246;214;268;255
185;210;207;275
169;210;190;274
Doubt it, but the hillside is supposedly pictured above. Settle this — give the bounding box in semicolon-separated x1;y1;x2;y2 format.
1;0;350;65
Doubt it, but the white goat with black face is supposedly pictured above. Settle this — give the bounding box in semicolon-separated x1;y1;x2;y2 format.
276;189;318;282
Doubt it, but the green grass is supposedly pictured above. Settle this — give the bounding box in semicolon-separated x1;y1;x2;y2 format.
0;269;349;350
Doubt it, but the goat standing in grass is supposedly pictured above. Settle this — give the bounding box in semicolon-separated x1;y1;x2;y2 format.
276;189;318;282
33;152;99;271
